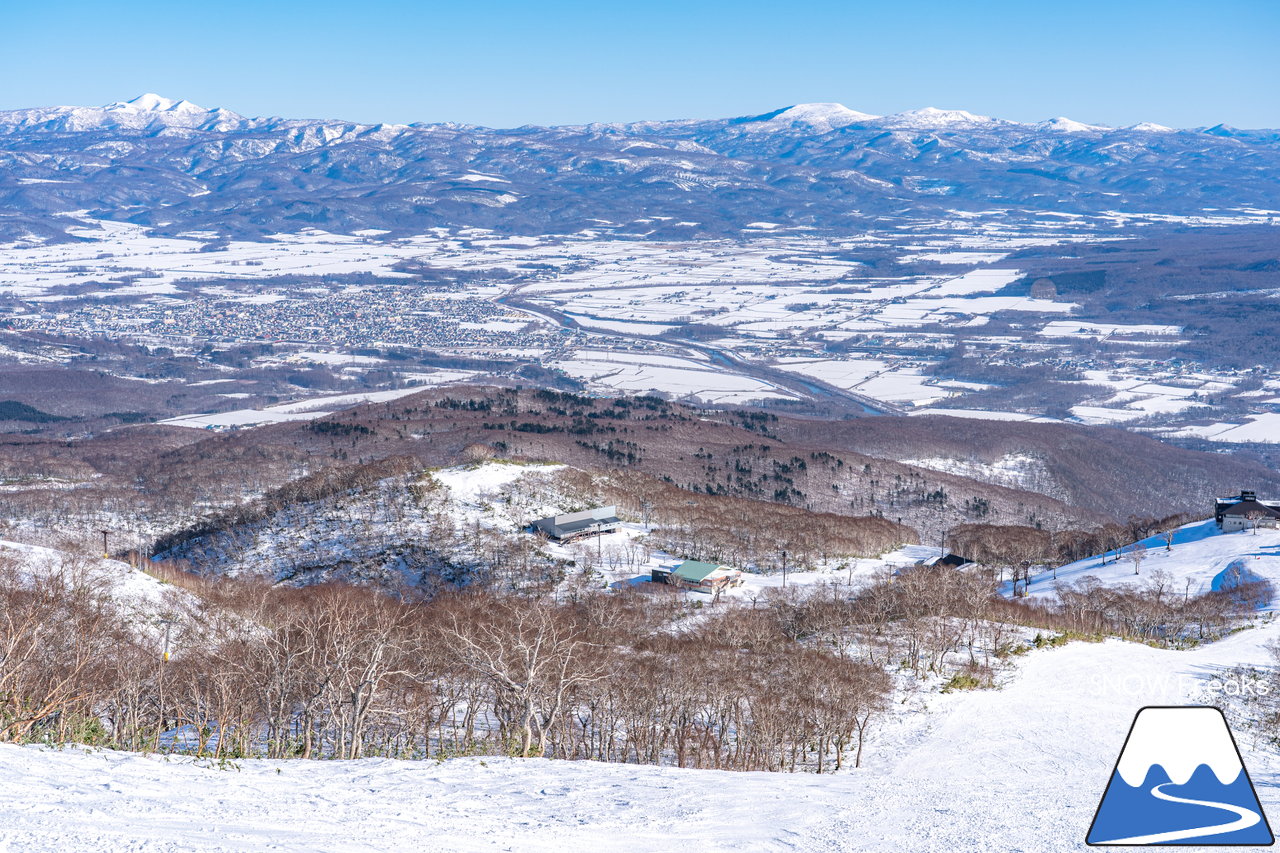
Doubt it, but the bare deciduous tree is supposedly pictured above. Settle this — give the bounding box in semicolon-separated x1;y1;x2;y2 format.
1128;543;1148;576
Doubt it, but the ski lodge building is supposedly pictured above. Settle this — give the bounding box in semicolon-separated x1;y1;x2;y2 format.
915;552;975;570
651;560;743;593
1214;490;1280;533
530;506;621;542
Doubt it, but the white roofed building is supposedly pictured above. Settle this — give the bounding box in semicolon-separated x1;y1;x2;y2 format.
530;506;621;542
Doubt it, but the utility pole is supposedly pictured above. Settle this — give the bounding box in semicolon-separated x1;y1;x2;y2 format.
781;549;788;589
158;618;177;663
153;617;177;745
99;529;110;559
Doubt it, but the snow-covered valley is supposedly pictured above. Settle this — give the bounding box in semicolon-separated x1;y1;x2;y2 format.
3;211;1279;439
3;92;1280;441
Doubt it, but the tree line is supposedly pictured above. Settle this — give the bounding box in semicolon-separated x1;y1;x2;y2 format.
0;555;889;774
6;535;1264;774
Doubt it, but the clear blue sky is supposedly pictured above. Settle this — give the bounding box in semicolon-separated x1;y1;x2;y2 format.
4;0;1277;128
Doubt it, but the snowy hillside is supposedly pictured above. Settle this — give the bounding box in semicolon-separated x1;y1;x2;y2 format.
3;599;1279;852
159;460;935;595
1021;518;1280;603
0;539;184;626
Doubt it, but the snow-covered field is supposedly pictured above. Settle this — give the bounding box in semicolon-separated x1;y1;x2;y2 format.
550;351;792;405
1173;412;1280;444
3;215;1275;432
158;380;472;430
1039;320;1183;339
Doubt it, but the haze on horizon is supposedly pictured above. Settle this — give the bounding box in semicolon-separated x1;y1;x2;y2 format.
3;0;1277;130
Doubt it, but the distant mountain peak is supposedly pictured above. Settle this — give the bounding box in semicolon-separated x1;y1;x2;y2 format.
1126;121;1175;133
886;107;998;127
1036;116;1109;133
107;93;207;114
751;103;880;131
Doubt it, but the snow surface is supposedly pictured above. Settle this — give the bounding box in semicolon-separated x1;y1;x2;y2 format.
910;407;1063;423
432;461;563;508
159;381;473;430
901;453;1049;492
1;541;169;608
0;540;187;635
1172;413;1280;444
884;107;999;127
1036;117;1109;133
550;352;790;405
107;93;207;114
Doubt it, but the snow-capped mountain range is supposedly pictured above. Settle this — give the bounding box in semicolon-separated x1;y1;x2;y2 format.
1;94;1278;241
0;94;1239;134
2;94;248;133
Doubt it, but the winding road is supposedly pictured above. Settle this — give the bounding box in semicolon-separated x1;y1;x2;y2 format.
497;288;901;415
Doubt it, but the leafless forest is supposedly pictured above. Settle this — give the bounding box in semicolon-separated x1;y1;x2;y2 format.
1;537;1265;772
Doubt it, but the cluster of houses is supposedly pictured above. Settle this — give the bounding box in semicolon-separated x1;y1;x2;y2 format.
1214;490;1280;533
36;285;575;359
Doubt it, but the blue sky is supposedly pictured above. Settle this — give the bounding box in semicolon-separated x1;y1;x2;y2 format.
3;0;1277;128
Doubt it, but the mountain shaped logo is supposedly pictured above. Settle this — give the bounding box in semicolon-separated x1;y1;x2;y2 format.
1088;706;1274;846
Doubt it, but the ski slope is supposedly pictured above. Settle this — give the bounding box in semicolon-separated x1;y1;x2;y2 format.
1023;518;1280;604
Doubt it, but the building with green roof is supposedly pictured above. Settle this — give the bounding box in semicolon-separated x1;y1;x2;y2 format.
651;559;743;592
